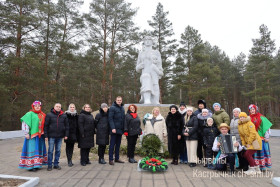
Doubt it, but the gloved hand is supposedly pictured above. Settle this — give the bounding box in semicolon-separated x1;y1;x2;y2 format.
124;132;128;136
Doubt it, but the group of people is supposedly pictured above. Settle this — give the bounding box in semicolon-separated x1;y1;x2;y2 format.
18;96;141;171
18;97;273;175
171;100;273;175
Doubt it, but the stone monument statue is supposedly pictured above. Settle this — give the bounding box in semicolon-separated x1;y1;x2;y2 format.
136;36;163;104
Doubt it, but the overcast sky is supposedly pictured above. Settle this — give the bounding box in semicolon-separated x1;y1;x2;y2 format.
83;0;280;59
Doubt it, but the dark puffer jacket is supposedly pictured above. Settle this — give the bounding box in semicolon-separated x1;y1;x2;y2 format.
203;125;219;147
197;113;213;135
166;111;185;156
95;108;110;145
108;102;125;135
44;108;69;138
65;112;78;143
124;111;142;136
183;114;198;140
78;110;95;148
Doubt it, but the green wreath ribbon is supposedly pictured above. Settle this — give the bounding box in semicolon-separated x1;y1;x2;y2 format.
139;156;168;172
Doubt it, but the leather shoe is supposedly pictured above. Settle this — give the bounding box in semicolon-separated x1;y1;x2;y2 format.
129;158;137;163
47;166;52;171
189;163;196;167
81;163;86;166
115;159;124;163
109;160;114;165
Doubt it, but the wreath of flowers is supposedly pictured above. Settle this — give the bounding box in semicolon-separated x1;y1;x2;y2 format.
139;156;168;172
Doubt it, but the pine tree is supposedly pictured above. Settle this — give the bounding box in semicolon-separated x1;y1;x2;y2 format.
244;24;276;114
175;26;203;104
85;0;140;105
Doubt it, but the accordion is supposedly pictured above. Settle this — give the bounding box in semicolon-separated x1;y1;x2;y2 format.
219;134;238;154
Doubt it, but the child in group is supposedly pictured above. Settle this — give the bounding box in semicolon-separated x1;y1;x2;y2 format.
203;117;219;169
212;123;242;173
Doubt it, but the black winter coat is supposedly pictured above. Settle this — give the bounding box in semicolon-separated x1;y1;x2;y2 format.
166;111;185;156
108;102;125;135
44;108;69;138
203;125;219;146
183;114;199;140
78;110;95;148
95;109;110;145
124;112;142;136
64;112;78;143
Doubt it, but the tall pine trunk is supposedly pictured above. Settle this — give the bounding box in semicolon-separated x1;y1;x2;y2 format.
44;0;51;100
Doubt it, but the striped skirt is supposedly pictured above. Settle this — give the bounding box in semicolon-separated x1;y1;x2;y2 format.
19;136;47;170
253;140;272;170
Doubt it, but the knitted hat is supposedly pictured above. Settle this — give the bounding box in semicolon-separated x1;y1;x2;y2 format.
213;103;221;109
101;103;108;109
233;107;241;113
219;123;230;130
202;109;208;113
186;107;193;112
239;112;248;118
207;117;213;123
179;101;186;107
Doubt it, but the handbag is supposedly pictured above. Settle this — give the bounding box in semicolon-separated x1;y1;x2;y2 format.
252;139;260;149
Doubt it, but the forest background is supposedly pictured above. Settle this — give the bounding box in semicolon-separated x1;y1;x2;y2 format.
0;0;279;130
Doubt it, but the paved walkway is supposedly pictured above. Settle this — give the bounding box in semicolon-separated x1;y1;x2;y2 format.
0;137;279;187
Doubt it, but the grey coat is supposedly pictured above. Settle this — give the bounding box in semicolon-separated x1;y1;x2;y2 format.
230;117;241;144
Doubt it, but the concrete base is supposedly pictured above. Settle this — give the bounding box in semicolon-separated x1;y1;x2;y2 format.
124;104;175;107
272;177;280;187
271;129;280;137
0;174;39;187
0;130;24;139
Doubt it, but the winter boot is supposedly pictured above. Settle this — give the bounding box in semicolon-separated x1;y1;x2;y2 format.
254;165;262;174
68;160;74;167
244;166;256;175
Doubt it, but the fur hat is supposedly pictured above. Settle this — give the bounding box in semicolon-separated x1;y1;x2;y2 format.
219;123;230;130
239;112;248;118
197;99;206;108
179;101;186;107
169;105;178;111
101;103;108;109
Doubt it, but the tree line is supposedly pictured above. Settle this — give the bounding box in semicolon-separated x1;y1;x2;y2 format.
0;0;279;131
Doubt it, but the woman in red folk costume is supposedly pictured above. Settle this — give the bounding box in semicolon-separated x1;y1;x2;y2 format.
249;104;273;171
19;101;48;171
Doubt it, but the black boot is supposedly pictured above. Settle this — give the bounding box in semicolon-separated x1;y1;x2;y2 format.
99;158;106;164
68;160;74;167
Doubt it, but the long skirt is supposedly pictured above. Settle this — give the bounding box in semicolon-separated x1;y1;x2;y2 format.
253;140;272;170
19;136;48;170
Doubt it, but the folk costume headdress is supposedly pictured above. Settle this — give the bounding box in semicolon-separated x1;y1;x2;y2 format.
20;101;46;138
248;104;263;131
